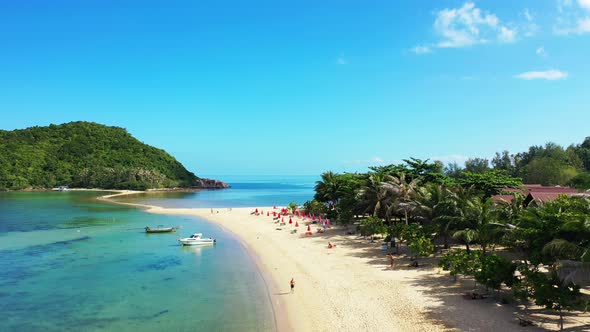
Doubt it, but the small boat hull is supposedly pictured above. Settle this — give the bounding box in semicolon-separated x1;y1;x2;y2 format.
145;227;176;233
179;239;216;246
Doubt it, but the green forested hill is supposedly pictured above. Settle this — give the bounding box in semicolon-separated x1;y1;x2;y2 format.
0;122;200;190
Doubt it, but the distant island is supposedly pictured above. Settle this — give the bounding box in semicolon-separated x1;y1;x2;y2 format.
0;121;228;191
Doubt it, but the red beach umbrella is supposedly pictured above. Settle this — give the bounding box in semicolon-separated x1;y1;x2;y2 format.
267;212;269;216
255;208;259;213
295;221;299;227
289;218;292;224
273;211;276;217
307;225;311;232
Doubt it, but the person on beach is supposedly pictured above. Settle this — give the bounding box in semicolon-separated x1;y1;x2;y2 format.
386;254;395;268
290;278;295;293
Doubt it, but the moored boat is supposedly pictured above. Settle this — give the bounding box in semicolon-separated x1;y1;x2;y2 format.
145;225;177;233
178;233;216;245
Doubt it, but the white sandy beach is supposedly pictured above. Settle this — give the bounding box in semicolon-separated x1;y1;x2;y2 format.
99;192;589;332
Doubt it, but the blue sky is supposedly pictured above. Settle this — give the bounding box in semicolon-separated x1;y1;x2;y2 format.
0;0;589;176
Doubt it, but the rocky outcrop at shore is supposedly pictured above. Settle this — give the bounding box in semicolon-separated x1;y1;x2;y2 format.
196;178;230;189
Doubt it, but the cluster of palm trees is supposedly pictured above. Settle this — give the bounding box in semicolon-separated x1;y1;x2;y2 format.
314;168;590;330
314;170;590;264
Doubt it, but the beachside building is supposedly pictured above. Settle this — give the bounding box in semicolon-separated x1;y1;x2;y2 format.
492;184;581;206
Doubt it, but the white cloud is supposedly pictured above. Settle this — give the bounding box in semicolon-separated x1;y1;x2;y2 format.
522;9;539;36
558;0;574;11
555;0;590;34
515;70;568;80
558;0;574;13
424;2;522;50
434;2;499;48
410;45;432;54
579;0;590;11
498;26;517;42
536;46;547;56
524;8;533;21
336;57;348;65
555;17;590;34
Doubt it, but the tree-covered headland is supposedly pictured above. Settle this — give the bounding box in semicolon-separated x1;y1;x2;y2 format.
0;122;202;190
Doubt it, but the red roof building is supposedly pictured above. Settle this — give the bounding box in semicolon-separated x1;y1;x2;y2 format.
492;184;579;206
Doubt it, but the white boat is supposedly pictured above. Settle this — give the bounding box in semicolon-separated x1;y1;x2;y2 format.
178;233;216;246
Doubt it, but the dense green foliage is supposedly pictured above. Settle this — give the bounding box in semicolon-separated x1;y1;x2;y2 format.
439;249;482;280
476;137;590;189
310;141;589;327
0;122;200;190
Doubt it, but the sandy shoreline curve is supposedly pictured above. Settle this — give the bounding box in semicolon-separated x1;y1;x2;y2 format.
97;191;589;331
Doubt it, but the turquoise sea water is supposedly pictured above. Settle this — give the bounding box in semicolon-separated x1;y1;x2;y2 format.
0;191;275;332
117;175;318;208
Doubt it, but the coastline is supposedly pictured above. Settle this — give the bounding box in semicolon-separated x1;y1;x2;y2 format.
98;193;452;331
98;193;293;331
98;192;589;331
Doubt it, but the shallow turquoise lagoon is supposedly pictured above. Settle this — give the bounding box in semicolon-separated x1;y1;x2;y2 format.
0;192;274;332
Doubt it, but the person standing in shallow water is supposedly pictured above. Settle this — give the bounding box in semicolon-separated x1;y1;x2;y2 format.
290;278;295;293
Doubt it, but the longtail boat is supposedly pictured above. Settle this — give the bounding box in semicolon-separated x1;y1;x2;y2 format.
145;225;176;233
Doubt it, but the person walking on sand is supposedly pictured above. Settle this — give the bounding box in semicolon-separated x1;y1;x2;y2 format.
386;253;395;268
290;278;295;293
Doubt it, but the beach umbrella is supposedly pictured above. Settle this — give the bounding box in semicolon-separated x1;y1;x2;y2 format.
289;218;292;224
295;221;299;227
307;225;311;232
273;211;276;217
255;208;259;214
273;205;277;209
267;212;269;216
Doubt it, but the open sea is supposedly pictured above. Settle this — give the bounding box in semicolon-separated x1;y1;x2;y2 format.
0;176;316;332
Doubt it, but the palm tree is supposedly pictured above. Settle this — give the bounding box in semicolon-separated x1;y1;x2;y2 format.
314;171;343;210
496;192;527;226
451;191;506;254
358;173;389;218
416;183;458;248
381;173;420;225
